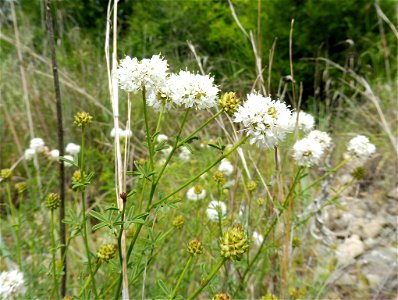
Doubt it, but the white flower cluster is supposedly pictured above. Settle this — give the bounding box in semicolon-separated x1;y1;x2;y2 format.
0;270;25;299
288;111;315;132
206;200;227;222
186;186;207;201
116;55;219;111
110;128;133;139
218;159;234;176
293;130;332;167
24;137;45;160
252;231;264;246
234;93;292;149
346;135;376;163
178;146;191;162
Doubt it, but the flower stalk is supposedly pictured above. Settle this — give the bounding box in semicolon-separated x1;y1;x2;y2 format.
170;255;193;299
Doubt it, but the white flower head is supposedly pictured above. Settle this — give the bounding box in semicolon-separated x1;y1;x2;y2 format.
293;137;324;167
63;155;74;167
252;231;264;246
218;159;234;176
29;138;45;153
168;70;219;110
234;93;292;148
186;185;207;201
178;146;191;162
289;111;315;132
49;149;60;160
161;146;172;156
24;149;35;161
110;127;124;138
206;200;227;222
307;130;332;150
346;135;376;162
146;81;175;111
0;270;26;299
65;143;81;155
157;134;169;143
116;54;168;94
122;129;133;138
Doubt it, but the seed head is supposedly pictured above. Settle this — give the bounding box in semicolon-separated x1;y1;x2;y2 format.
45;193;60;210
219;92;241;115
15;182;27;194
173;215;184;229
247;180;257;192
220;224;249;261
120;192;127;202
1;169;12;181
73;112;93;127
187;239;203;255
97;244;118;263
351;167;366;180
212;293;231;300
213;171;226;186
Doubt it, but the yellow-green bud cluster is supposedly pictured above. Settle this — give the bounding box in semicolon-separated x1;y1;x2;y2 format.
247;180;257;192
257;197;265;205
351;167;366;180
173;215;184;229
97;244;118;263
220;224;249;261
212;293;231;300
45;193;60;210
213;171;226;186
63;296;73;300
15;182;27;194
74;111;93;127
187;239;203;255
219;92;241;115
1;168;12;181
261;293;278;300
194;185;203;195
289;287;307;299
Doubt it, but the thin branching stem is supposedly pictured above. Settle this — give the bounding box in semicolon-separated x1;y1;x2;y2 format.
170;255;193;299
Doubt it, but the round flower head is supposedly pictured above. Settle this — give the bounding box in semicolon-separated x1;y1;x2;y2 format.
122;129;133;138
156;134;168;143
97;244;118;263
252;231;264;246
187;239;203;255
172;215;184;228
116;54;168;94
168;70;219;110
219;92;241;115
346;135;376;162
74;112;92;127
146;81;174;111
218;159;234;176
65;143;80;155
63;155;74;167
220;224;249;261
0;270;26;299
29;138;45;153
212;293;231;300
293;137;324;167
186;185;207;201
45;193;60;210
206;200;227;222
15;182;27;194
24;148;35;160
288;111;315;132
110;127;124;138
307;130;332;150
1;169;12;181
178;146;191;162
234;93;292;149
49;149;59;160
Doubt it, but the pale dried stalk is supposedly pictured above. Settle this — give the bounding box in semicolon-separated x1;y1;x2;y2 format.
105;0;129;298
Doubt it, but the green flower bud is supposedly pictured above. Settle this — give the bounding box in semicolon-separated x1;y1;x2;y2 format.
257;198;265;205
261;293;278;300
219;92;241;115
351;167;366;180
74;112;93;127
1;168;12;181
15;182;27;194
187;239;203;255
212;293;231;300
97;244;117;263
292;237;301;248
213;171;226;186
173;215;184;229
247;180;257;192
45;193;60;210
220;224;249;261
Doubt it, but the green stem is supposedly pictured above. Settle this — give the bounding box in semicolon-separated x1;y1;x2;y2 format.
5;183;21;268
302;160;348;193
142;87;154;170
170;255;193;299
50;210;59;300
80;126;98;297
78;263;101;297
155;103;165;134
234;167;304;295
188;257;227;300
